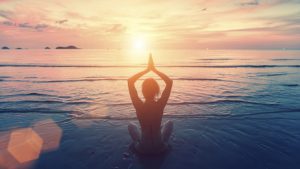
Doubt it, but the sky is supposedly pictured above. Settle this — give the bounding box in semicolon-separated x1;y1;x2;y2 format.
0;0;300;49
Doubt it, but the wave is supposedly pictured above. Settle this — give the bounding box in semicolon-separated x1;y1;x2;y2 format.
176;100;279;106
0;92;72;100
0;75;11;82
3;77;294;87
0;99;276;107
32;77;224;83
1;109;299;121
33;78;126;83
0;63;300;68
70;108;300;120
280;84;299;87
23;92;53;96
256;73;288;77
197;58;300;62
0;108;74;114
84;76;222;81
196;58;232;61
24;76;38;79
196;58;255;61
106;100;279;107
272;58;300;61
0;99;279;115
220;108;300;119
1;106;299;121
0;100;92;105
177;78;222;81
0;100;63;104
0;76;11;78
2;92;55;97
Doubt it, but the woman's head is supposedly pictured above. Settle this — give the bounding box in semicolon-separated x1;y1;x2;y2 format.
142;78;160;101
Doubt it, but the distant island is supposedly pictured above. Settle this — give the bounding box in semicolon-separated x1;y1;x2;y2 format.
56;45;80;49
1;46;80;50
1;46;10;50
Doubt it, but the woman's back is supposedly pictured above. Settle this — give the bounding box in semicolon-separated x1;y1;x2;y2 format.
137;101;164;151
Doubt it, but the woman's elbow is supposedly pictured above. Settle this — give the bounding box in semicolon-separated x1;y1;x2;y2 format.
167;79;173;86
128;78;134;85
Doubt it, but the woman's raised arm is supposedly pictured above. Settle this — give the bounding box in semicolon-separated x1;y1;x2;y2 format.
153;68;173;106
148;55;173;106
128;68;149;110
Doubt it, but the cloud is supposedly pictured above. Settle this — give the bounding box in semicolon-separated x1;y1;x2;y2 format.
1;21;48;31
18;22;48;31
56;19;68;24
0;10;12;19
18;22;32;28
0;0;13;2
0;0;300;49
35;24;48;31
105;24;126;34
240;0;259;6
2;20;14;26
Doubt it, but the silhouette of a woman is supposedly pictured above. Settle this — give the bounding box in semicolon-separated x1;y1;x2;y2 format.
128;54;173;154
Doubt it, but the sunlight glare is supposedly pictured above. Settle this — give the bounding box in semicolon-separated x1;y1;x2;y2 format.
132;37;146;51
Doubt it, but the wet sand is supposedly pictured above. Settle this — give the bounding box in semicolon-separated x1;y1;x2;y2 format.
1;113;299;169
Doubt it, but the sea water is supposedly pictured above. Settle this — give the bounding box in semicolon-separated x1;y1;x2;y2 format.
0;49;300;168
1;49;300;119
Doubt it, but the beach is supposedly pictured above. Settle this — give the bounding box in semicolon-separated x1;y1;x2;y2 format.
0;49;300;169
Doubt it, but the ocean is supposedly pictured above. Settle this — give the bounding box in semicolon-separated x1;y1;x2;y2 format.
0;49;300;169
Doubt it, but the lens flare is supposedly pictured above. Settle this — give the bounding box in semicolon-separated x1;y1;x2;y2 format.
7;128;43;163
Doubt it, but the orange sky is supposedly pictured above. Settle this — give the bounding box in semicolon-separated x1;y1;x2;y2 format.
0;0;300;49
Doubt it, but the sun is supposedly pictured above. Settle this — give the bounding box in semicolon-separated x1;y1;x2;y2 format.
132;37;146;51
126;35;150;62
